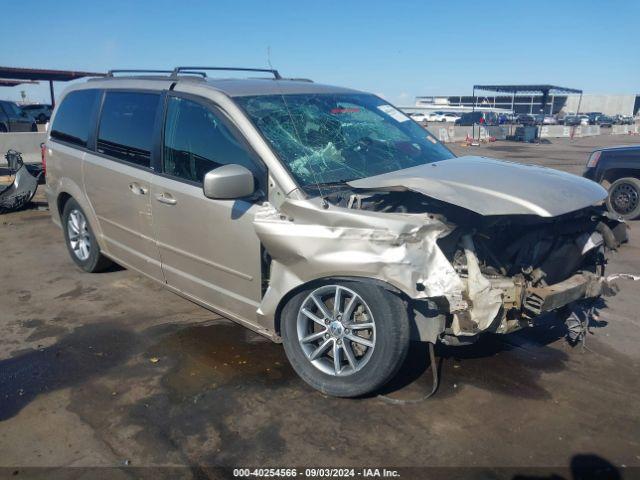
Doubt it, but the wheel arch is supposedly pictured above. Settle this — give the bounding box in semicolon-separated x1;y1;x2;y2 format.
601;167;640;186
57;191;73;217
53;186;106;251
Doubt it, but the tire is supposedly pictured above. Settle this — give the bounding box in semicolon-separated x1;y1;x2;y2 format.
0;124;7;133
606;177;640;220
62;199;113;272
281;280;410;397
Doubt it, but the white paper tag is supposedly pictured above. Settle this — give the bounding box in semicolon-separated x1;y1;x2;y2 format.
378;104;410;123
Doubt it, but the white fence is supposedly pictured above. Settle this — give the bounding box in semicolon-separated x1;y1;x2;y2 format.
611;124;640;135
424;123;634;143
0;132;47;164
538;125;601;138
426;125;510;143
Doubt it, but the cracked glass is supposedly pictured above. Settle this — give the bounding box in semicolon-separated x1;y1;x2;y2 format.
236;93;454;194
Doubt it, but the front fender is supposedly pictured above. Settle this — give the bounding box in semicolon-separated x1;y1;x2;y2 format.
253;199;462;333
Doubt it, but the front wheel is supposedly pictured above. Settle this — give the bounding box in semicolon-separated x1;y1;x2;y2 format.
281;281;410;397
606;177;640;220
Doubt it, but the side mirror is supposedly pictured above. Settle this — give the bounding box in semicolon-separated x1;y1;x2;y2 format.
203;164;255;200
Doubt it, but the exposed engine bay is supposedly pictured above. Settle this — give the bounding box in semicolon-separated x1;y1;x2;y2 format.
314;188;627;340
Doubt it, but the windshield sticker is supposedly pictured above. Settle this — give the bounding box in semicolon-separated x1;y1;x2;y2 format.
377;104;410;123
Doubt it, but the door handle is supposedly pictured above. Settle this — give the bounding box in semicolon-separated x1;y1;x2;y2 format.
129;182;148;195
155;193;177;205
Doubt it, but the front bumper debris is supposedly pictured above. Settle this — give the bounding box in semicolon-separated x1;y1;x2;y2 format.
0;150;42;214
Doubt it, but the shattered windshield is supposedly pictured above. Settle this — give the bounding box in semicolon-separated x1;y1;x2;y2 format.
236;93;455;194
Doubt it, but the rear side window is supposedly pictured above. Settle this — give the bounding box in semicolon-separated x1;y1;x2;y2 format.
97;92;160;167
51;90;100;147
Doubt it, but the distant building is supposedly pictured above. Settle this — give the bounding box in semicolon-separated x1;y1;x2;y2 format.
403;94;639;116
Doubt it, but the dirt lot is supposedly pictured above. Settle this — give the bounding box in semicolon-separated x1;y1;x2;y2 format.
1;135;640;478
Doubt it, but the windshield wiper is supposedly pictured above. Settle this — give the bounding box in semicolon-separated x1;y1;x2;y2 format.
313;179;355;188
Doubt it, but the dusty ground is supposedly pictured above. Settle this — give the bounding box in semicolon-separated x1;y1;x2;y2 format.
1;135;640;479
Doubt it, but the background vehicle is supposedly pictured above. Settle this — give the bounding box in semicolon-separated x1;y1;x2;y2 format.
613;114;634;125
531;114;546;124
441;112;461;122
0;100;38;132
21;104;53;124
542;115;557;125
409;112;427;123
596;115;614;128
45;68;623;398
454;111;498;126
558;111;576;124
563;115;582;126
584;144;640;219
515;114;536;126
425;111;445;122
587;112;603;125
424;111;460;122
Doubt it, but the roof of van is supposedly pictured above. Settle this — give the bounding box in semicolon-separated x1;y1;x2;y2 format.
81;75;363;97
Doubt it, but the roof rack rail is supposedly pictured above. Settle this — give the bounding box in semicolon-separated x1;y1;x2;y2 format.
171;66;282;80
106;69;174;77
284;77;313;83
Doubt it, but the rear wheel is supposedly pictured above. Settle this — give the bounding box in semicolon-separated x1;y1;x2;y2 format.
281;281;410;397
62;199;113;272
606;177;640;220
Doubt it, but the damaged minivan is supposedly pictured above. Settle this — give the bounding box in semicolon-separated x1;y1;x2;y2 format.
45;67;626;397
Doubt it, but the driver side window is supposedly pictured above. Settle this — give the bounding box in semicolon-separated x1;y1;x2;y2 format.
163;96;261;185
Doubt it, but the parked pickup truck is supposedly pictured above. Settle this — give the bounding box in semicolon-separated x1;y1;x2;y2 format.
584;144;640;219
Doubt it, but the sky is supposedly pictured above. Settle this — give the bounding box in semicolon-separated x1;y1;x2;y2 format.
2;0;639;105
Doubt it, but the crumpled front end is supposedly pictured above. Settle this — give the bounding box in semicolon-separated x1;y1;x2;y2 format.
254;197;464;332
437;204;625;340
253;189;626;343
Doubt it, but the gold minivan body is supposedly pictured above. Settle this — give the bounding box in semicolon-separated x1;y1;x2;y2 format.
45;75;614;344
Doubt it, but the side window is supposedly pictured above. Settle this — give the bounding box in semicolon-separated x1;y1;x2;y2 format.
50;90;100;147
97;92;160;167
163;96;261;185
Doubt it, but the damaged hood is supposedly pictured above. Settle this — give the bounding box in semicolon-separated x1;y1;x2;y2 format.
347;156;607;217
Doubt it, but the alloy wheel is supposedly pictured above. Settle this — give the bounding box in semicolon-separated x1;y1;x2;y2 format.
296;285;376;376
67;209;91;261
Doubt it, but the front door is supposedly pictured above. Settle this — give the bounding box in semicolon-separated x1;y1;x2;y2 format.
150;93;266;322
83;90;164;281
